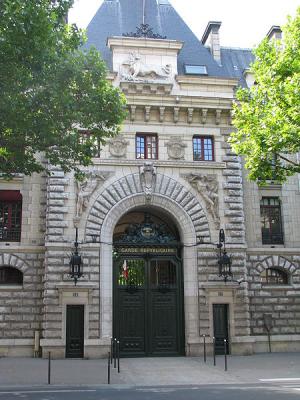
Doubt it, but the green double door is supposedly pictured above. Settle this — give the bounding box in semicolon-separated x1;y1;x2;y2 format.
113;256;184;356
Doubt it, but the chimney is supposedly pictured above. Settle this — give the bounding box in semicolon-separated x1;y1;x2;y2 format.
201;21;222;65
266;25;282;41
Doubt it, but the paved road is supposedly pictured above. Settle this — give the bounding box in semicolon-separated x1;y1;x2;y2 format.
0;382;300;400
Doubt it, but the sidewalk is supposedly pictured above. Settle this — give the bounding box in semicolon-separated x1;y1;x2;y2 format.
0;353;299;387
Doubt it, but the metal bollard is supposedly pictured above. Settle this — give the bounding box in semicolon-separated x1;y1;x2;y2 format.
117;340;120;373
48;352;51;385
213;337;216;366
203;334;206;363
224;339;227;371
113;339;117;369
110;337;113;364
107;352;111;384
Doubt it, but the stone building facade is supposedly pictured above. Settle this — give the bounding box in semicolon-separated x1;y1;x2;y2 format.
0;0;299;358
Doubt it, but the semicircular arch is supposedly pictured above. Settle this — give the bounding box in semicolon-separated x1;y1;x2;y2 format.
0;253;29;274
254;255;298;275
85;172;211;243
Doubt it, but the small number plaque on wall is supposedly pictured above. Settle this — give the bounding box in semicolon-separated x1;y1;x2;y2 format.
73;292;79;297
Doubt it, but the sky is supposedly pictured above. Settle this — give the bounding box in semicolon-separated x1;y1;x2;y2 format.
68;0;298;48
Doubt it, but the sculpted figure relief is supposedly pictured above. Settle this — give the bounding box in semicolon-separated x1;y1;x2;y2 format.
75;171;110;218
108;135;129;158
185;173;220;228
121;53;172;81
140;162;157;202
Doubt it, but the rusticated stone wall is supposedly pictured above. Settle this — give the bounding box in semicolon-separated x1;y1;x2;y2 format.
248;254;300;335
0;251;44;356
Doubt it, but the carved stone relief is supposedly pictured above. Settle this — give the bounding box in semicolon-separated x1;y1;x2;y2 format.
187;108;194;124
121;52;172;81
108;135;129;158
201;109;208;124
165;137;187;160
139;162;157;203
74;171;113;226
174;107;179;123
216;109;222;125
184;173;220;228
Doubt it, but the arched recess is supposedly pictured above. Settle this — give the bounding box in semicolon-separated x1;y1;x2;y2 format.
254;255;297;276
85;183;208;346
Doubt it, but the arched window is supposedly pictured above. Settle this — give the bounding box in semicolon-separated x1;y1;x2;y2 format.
0;266;23;285
260;268;288;285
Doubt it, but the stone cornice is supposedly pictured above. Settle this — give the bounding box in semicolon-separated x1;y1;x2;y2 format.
107;36;184;53
0;175;24;183
91;159;227;169
124;97;234;109
120;81;173;95
0;245;45;253
107;72;117;81
247;247;300;255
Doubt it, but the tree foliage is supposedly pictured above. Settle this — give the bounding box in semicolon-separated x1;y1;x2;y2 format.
230;7;300;183
0;0;127;178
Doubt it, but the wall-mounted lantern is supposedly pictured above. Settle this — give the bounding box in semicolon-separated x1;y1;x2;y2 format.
69;228;83;285
217;229;232;282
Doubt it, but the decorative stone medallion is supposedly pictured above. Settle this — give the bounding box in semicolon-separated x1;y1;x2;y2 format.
165;137;187;160
108;135;129;158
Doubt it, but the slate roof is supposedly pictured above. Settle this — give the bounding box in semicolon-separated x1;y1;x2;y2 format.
85;0;254;83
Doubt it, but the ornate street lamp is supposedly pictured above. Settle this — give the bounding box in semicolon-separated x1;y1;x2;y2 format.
69;228;83;285
217;229;232;282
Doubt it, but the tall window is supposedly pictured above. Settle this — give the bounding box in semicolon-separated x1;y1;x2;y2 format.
0;191;22;242
136;134;158;159
0;266;23;285
260;268;288;285
260;197;283;244
193;136;214;161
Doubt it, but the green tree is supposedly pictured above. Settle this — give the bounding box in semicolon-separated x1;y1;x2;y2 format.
230;7;300;183
0;0;127;179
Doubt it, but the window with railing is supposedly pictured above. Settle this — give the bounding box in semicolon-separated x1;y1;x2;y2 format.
0;191;22;242
136;133;158;159
193;136;214;161
260;268;288;285
260;197;283;244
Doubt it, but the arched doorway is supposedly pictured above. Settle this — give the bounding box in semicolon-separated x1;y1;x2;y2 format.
113;209;185;356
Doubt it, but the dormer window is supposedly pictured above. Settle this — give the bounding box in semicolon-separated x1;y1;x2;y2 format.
184;65;207;75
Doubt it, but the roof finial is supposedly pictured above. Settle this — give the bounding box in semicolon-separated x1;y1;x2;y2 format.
143;0;146;25
122;0;167;40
